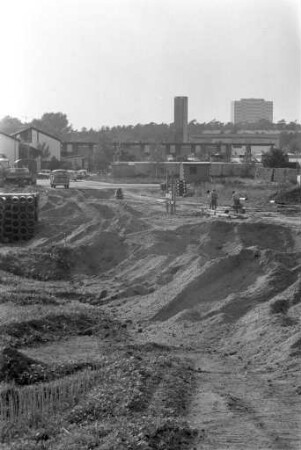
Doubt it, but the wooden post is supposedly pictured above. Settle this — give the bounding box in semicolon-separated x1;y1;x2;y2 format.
171;174;176;214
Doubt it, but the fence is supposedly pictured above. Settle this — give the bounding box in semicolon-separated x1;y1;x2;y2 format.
255;167;298;183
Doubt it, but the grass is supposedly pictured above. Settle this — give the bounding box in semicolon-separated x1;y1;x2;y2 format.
0;246;75;281
0;366;103;440
1;350;197;449
0;309;126;348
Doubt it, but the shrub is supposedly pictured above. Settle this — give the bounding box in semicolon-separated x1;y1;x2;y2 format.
270;299;289;314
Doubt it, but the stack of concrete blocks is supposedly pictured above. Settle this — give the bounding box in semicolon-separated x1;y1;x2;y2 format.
0;193;39;243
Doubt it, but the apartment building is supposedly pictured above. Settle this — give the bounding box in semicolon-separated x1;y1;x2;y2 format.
231;98;273;124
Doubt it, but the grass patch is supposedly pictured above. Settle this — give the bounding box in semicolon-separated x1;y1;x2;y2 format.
0;346;105;386
0;290;59;306
0;247;74;281
1;350;197;449
270;299;290;315
0;311;124;348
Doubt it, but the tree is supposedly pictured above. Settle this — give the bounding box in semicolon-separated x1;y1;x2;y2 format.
37;142;51;159
277;119;287;131
262;148;289;168
48;157;61;170
0;116;23;134
31;112;72;138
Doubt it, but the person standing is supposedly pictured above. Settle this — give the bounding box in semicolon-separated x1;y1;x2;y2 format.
232;191;241;213
165;190;171;214
211;189;218;210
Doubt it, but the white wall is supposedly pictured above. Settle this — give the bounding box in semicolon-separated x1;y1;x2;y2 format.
32;129;61;161
0;134;19;165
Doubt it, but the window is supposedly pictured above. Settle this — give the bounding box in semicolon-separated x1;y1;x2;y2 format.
189;166;197;175
22;129;32;143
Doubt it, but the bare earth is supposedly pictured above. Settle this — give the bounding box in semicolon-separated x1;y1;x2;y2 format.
0;180;300;449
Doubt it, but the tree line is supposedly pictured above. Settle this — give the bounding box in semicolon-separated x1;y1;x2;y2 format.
0;113;300;169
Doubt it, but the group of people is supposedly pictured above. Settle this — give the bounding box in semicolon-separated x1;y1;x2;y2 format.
206;189;242;213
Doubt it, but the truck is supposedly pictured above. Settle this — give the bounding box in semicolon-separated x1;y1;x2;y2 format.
0;157;37;186
50;169;70;188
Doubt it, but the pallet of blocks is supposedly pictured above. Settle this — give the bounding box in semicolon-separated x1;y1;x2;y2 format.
0;193;39;243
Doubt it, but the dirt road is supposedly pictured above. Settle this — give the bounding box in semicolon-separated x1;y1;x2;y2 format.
37;178;160;190
187;351;301;449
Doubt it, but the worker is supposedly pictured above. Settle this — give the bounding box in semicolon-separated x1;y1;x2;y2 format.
115;188;124;199
165;190;172;214
232;191;241;213
211;189;218;210
206;190;211;209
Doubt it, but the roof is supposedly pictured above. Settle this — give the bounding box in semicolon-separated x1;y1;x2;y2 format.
11;126;61;142
112;161;210;166
61;155;88;160
62;141;98;145
0;130;20;141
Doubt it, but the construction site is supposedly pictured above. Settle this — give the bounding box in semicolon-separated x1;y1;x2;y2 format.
0;171;300;450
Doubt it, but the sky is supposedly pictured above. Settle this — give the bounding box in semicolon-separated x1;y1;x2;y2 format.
0;0;300;129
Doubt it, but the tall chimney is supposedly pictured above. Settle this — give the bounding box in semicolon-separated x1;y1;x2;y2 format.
174;96;188;143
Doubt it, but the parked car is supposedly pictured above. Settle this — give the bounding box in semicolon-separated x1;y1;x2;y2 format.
67;170;78;181
76;170;89;180
50;170;69;188
37;169;51;179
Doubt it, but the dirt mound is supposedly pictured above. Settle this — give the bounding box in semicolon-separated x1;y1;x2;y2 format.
211;262;297;323
238;222;294;251
0;231;128;280
153;248;263;322
73;231;128;275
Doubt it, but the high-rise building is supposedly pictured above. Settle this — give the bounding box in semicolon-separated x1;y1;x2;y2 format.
174;96;188;142
231;98;273;124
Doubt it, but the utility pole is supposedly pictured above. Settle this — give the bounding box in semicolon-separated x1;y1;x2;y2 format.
170;173;176;215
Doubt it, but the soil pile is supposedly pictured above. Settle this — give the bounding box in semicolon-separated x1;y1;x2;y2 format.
151;220;299;324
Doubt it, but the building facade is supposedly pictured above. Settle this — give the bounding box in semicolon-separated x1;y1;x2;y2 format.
61;141;97;170
231;98;273;124
12;127;61;162
0;132;20;165
174;96;188;142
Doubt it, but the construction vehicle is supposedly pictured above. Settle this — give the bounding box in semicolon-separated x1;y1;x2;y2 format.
50;170;70;188
0;157;37;186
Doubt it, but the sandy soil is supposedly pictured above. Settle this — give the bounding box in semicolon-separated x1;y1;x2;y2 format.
0;182;300;449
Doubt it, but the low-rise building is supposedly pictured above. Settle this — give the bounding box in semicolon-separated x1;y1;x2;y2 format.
111;161;211;182
12;127;61;164
0;131;20;165
61;141;98;170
